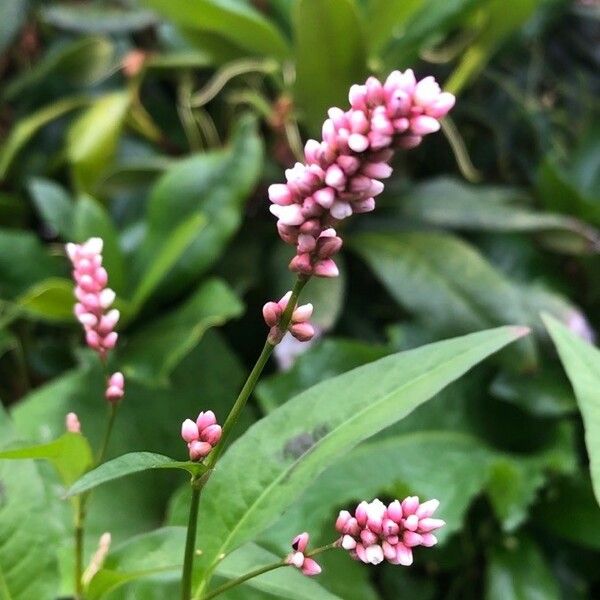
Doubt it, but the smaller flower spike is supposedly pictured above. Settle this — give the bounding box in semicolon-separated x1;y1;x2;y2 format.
263;291;315;344
181;411;222;461
335;497;445;567
105;372;125;402
286;533;322;577
65;412;81;433
66;238;119;359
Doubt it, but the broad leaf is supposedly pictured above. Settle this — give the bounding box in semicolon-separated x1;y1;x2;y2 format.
366;0;424;53
67;91;131;191
350;231;536;368
543;314;600;505
14;277;75;323
486;535;560;600
121;277;243;384
68;452;202;497
294;0;367;135
134;115;263;300
28;177;75;238
193;326;528;589
129;213;207;314
143;0;289;59
0;431;92;486
0;408;60;599
0;96;87;178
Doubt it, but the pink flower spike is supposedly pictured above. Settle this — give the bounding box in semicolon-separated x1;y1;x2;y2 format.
290;322;315;342
418;518;445;533
401;496;420;515
387;500;403;522
395;543;413;566
365;545;384;565
181;419;199;443
66;412;81;433
336;510;352;533
420;533;438;547
416;499;440;519
341;535;357;550
262;301;281;328
287;551;305;569
301;558;322;577
314;259;339;278
196;410;217;431
292;532;309;553
292;303;313;323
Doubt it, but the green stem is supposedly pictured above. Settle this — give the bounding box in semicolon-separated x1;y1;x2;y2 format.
74;497;84;599
201;561;286;600
96;403;118;465
205;276;308;468
199;542;337;600
181;474;204;600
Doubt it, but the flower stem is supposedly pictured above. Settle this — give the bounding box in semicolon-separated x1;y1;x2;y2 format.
181;473;205;600
205;276;308;468
200;560;287;600
96;403;118;465
74;496;85;599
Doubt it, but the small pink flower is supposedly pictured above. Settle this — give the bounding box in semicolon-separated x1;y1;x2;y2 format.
105;372;125;402
335;497;445;567
263;292;316;344
65;412;81;433
182;411;222;461
285;533;321;577
66;238;119;359
268;70;454;278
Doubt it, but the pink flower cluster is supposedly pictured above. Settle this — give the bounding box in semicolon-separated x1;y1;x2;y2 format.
263;291;314;344
105;372;125;402
269;70;454;277
66;238;119;358
336;497;445;566
285;533;322;576
181;411;222;461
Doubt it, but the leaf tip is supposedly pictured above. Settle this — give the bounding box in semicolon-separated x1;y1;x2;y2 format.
511;325;531;338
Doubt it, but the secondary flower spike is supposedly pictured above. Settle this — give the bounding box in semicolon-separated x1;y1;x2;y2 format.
65;412;81;433
285;533;322;576
263;291;314;344
269;70;454;277
336;497;445;567
66;238;119;358
105;372;125;402
181;411;222;461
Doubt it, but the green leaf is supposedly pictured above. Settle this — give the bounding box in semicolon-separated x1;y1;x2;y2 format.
28;177;75;238
4;36;114;100
134;115;263;300
121;278;243;383
0;431;92;486
350;231;536;368
143;0;289;58
68;452;201;497
0;408;60;599
486;535;560;600
401;177;600;254
14;277;75;322
257;338;389;412
366;0;424;53
533;474;600;550
0;96;87;178
130;213;207;313
193;326;528;586
447;0;541;94
73;194;125;294
0;229;63;299
41;3;158;34
67;91;131;192
294;0;367;135
543;314;600;505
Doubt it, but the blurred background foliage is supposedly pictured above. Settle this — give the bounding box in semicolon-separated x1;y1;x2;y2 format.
0;0;599;598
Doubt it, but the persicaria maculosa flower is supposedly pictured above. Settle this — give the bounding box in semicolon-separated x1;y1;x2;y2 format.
105;371;125;402
181;410;222;461
336;497;445;566
66;237;119;358
285;532;322;576
65;412;81;433
263;291;315;344
269;70;455;278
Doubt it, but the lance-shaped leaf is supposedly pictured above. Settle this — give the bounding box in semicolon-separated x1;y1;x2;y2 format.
68;452;203;497
0;431;92;486
543;313;600;505
192;326;528;589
